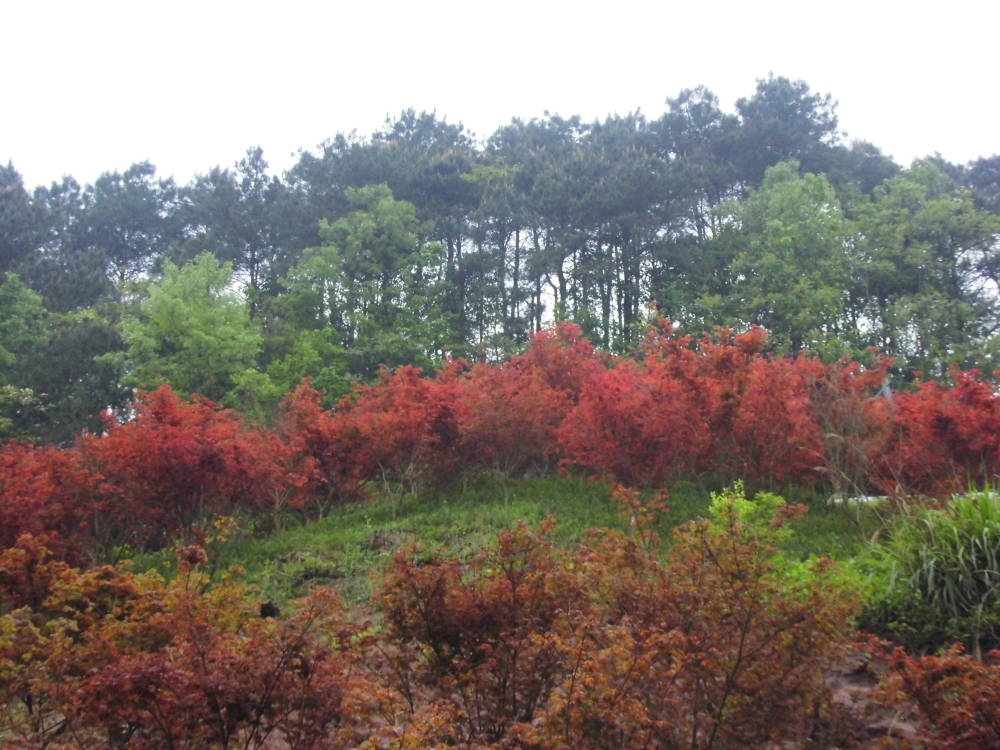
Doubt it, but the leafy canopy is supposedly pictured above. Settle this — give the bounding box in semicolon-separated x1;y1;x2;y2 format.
121;252;261;404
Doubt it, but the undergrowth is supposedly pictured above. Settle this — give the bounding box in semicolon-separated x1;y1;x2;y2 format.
125;475;880;609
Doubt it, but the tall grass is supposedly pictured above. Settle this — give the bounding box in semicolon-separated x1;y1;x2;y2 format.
861;489;1000;657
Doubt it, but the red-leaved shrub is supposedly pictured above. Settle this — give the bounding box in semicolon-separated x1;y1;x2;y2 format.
79;385;290;552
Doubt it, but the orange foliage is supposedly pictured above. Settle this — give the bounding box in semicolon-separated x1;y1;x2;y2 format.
888;644;1000;749
375;490;860;748
0;546;382;749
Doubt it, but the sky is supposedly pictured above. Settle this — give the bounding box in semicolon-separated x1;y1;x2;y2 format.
4;0;999;190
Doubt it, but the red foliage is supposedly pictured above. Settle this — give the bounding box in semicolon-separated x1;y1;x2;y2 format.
0;534;72;609
279;365;468;506
888;644;1000;749
1;553;381;749
455;323;607;478
0;488;903;748
281;321;1000;502
375;490;860;748
526;494;857;749
870;369;1000;498
337;365;465;490
560;323;841;490
727;356;828;490
378;519;592;745
79;385;290;551
0;443;102;564
15;320;998;568
509;321;606;401
458;361;572;476
558;358;711;485
277;380;364;507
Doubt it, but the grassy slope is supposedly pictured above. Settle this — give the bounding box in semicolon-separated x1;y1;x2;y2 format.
130;475;884;608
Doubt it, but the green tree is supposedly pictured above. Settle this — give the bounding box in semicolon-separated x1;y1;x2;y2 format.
287;111;480;350
0;273;50;439
484;115;590;338
463;157;527;346
824;139;900;197
853;161;1000;375
121;253;262;403
734;75;841;188
966;154;1000;213
26;310;129;444
703;161;850;354
84;162;181;286
558;113;667;349
180;148;293;311
0;163;42;275
284;184;448;379
22;177;112;312
0;273;48;381
0;273;127;444
653;86;741;242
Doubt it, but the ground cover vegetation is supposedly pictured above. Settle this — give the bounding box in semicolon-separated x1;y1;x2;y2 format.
4;75;1000;746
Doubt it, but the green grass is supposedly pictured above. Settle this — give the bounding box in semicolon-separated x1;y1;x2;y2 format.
247;475;626;603
128;475;627;605
858;489;1000;656
786;495;886;560
127;475;883;608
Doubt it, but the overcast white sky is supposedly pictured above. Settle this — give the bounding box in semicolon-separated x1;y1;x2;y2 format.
4;0;998;190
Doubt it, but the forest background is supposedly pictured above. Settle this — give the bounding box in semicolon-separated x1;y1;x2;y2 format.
3;74;1000;445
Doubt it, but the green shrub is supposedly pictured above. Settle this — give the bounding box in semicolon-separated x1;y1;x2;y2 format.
860;490;1000;657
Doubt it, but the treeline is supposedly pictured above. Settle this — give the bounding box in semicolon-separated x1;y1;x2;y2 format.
5;322;1000;567
2;75;1000;443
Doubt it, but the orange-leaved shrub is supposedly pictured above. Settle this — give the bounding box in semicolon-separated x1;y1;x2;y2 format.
377;518;590;746
375;483;861;748
457;361;572;477
528;484;860;749
886;644;1000;749
0;443;101;565
559;323;846;492
557;358;711;486
727;355;828;490
457;322;607;477
870;368;1000;498
0;544;381;749
280;365;465;502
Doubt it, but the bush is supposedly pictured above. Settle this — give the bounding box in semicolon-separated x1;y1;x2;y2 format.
532;483;861;749
377;519;590;745
0;544;378;748
869;370;1000;498
376;484;862;748
0;444;99;565
888;644;1000;749
860;489;1000;657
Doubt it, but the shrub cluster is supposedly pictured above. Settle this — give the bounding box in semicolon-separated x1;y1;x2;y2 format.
5;321;1000;563
2;485;866;748
861;490;1000;658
